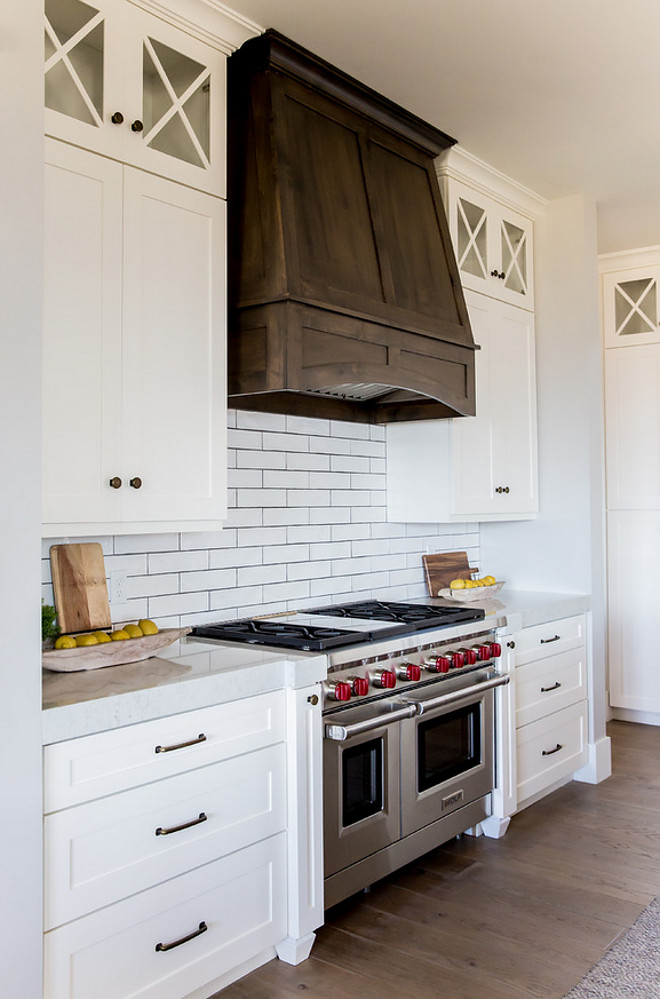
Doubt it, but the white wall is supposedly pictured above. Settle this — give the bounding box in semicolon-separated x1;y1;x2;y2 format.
480;193;608;744
0;0;44;992
43;411;480;622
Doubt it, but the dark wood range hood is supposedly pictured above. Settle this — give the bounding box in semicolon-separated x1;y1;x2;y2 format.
227;30;478;424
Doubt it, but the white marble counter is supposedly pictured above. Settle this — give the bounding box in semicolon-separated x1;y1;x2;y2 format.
42;589;590;745
42;638;327;745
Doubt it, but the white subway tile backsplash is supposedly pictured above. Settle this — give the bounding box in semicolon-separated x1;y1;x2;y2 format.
41;411;478;629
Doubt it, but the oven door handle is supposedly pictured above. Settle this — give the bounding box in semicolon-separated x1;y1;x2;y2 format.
400;672;510;715
324;703;417;742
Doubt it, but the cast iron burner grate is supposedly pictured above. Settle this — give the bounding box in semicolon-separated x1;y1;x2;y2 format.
190;618;405;651
309;600;485;630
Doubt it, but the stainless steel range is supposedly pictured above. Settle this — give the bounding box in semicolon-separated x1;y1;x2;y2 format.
191;600;509;908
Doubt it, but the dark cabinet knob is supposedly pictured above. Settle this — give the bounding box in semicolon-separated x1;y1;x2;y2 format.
131;119;144;133
109;476;122;489
499;271;506;280
129;477;143;489
507;640;516;649
490;269;500;277
110;111;124;124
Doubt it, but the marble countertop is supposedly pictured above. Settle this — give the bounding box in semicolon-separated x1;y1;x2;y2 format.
42;588;590;745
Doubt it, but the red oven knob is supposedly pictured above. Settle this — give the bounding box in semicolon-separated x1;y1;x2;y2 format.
348;676;369;697
474;644;492;661
451;651;466;668
372;669;396;689
458;647;478;665
424;654;451;674
489;642;502;658
396;662;421;682
325;680;351;702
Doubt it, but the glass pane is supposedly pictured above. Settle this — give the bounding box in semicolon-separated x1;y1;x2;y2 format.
342;738;383;826
45;59;97;124
143;46;173;135
147;113;203;167
45;0;99;46
418;704;480;791
149;38;204;99
45;0;103;125
457;198;487;278
615;280;656;335
183;84;210;160
502;221;527;295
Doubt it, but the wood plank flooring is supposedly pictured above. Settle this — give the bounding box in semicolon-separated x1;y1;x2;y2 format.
218;720;660;998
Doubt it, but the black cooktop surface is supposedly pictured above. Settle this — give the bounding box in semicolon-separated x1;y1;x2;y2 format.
190;600;486;651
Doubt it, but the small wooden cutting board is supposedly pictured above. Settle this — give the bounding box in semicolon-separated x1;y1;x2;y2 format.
50;542;112;633
422;551;479;597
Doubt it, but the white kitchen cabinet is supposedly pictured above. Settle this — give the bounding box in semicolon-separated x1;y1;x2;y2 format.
602;265;660;348
440;176;535;311
44;0;226;196
44;687;323;997
43;138;227;535
387;289;538;522
604;345;660;510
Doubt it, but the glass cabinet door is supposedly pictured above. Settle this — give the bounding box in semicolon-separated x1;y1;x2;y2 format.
500;218;530;299
603;267;660;348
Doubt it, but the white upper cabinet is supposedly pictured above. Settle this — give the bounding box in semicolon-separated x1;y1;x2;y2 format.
602;264;660;348
443;178;534;311
43;139;227;536
44;0;226;196
387;291;538;523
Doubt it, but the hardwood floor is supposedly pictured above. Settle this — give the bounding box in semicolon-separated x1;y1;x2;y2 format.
219;720;660;998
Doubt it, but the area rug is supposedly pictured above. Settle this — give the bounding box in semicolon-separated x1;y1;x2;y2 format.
564;896;660;997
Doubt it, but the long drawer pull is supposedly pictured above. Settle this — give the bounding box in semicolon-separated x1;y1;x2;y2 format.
155;733;207;754
325;703;417;742
156;921;208;953
156;812;208;837
540;634;561;644
402;672;510;717
542;743;563;756
540;682;562;693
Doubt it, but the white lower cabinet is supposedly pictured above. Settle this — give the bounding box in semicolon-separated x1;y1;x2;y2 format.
487;615;589;834
43;688;323;998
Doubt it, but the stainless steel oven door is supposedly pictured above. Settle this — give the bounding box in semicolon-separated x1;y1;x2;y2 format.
400;670;506;838
323;700;415;878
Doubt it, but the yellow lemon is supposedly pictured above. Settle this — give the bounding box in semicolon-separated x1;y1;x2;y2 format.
449;578;465;590
138;619;159;636
75;634;98;647
483;575;496;586
123;623;144;638
54;635;76;650
93;631;112;643
110;629;130;641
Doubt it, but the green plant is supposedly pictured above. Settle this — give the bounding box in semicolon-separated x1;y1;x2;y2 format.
42;601;60;643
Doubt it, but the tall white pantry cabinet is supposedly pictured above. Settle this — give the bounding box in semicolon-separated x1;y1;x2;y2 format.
387;148;544;524
601;246;660;718
42;0;247;536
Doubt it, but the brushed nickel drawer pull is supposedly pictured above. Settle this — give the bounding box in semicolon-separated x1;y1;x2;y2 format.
156;812;207;837
541;682;562;693
155;733;206;754
540;634;561;644
156;921;207;952
542;743;563;756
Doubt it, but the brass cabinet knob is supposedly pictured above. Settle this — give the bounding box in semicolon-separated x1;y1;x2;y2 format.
129;477;143;489
110;111;124;124
131;119;144;133
109;476;122;489
307;694;319;706
507;640;516;649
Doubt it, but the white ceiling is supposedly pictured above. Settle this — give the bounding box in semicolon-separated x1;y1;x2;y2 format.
224;0;660;253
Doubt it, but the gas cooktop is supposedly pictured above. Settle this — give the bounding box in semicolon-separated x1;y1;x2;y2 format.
190;600;486;652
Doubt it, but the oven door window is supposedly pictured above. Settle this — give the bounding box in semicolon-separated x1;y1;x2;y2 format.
342;737;384;826
418;703;481;792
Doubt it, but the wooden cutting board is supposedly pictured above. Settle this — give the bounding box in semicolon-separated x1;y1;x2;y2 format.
50;542;112;633
422;551;479;597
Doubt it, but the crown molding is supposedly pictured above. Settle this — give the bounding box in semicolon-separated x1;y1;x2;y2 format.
128;0;262;54
436;145;547;219
598;244;660;274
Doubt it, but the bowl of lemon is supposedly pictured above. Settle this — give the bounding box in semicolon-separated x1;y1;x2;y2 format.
42;621;191;672
438;576;504;601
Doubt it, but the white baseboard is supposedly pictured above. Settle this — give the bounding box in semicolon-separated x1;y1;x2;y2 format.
573;736;612;784
611;707;660;728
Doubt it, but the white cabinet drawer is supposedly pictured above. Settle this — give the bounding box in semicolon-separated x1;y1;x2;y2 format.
517;700;588;804
515;647;587;727
45;742;286;929
44;834;286;999
513;614;586;665
44;691;285;811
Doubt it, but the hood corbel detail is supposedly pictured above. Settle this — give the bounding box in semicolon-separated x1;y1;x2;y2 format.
227;31;478;424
